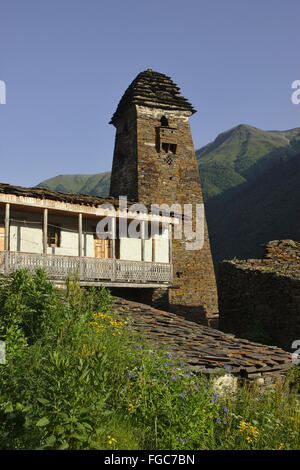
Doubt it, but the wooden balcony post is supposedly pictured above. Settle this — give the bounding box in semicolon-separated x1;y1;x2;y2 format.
4;203;10;252
4;203;10;275
168;224;173;281
43;208;48;255
112;216;116;281
168;224;173;264
141;219;146;282
78;213;82;257
78;213;82;278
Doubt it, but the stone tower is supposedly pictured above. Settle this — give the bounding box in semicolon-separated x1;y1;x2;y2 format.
110;69;218;325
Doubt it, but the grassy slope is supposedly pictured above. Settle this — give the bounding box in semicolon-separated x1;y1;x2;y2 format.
36;124;300;268
196;124;300;200
208;153;300;264
36;172;111;197
196;124;300;268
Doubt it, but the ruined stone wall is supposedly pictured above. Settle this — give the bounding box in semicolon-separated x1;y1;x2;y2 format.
218;240;300;351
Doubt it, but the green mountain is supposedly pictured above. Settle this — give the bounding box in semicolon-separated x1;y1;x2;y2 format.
36;172;111;197
207;152;300;267
37;124;300;269
196;124;300;200
197;124;300;268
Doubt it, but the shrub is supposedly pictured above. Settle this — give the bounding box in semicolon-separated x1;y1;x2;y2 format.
0;269;299;450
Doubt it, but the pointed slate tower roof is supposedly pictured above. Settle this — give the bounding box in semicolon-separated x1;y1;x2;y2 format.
110;69;196;124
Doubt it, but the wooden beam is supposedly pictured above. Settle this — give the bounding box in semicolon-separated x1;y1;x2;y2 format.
111;217;116;281
53;281;173;289
43;208;48;254
0;193;177;224
4;203;10;252
78;213;82;257
168;224;173;264
141;220;146;282
152;238;156;262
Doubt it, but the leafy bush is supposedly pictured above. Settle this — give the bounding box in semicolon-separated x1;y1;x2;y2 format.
0;269;299;450
0;269;68;346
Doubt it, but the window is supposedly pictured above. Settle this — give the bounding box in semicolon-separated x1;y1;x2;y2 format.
161;143;177;155
47;226;61;247
170;144;177;154
162;142;169;153
160;116;169;127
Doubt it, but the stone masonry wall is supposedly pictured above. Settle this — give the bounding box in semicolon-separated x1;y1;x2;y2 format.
218;240;300;351
135;106;218;324
110;105;138;202
110;103;218;324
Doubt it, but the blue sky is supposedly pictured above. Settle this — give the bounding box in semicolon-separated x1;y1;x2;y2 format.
0;0;299;187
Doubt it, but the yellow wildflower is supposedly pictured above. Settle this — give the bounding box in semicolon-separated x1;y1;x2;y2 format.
107;435;117;445
239;420;259;443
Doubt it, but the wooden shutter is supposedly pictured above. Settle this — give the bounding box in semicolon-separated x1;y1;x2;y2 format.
94;238;112;258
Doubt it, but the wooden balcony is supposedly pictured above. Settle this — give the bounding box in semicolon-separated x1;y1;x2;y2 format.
0;251;173;287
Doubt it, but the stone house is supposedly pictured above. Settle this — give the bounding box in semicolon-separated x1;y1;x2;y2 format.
0;183;175;289
0;69;219;325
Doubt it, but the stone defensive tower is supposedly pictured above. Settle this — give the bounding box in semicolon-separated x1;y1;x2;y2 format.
110;69;218;324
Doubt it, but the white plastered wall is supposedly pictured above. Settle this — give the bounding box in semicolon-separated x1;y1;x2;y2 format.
119;230;169;263
8;210;95;257
154;226;169;263
4;209;170;262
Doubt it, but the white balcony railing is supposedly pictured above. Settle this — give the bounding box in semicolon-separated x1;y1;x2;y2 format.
0;251;173;284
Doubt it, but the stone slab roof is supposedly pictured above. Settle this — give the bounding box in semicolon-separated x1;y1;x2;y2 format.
112;297;293;375
0;182;124;208
0;182;185;220
110;69;196;124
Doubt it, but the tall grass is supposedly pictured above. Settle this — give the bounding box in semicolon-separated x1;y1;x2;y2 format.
0;270;299;450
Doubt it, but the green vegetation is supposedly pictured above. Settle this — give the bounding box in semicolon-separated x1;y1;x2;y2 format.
0;270;299;450
196;124;300;199
36;172;111;197
36;124;300;268
197;124;300;267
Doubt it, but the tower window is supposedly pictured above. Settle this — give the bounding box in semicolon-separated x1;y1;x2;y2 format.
161;143;177;154
162;142;169;153
170;144;177;154
160;116;169;127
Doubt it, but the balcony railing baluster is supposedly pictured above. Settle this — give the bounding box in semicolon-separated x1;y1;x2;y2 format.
0;251;173;284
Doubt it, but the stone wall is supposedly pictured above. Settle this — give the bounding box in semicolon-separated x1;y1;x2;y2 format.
110;103;218;323
218;240;300;351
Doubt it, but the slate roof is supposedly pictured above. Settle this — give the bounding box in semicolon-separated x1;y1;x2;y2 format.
110;69;196;124
112;297;293;375
0;182;125;208
0;182;186;220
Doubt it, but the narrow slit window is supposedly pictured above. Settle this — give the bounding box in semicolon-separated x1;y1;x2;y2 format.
162;142;169;153
170;144;177;154
160;116;169;127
